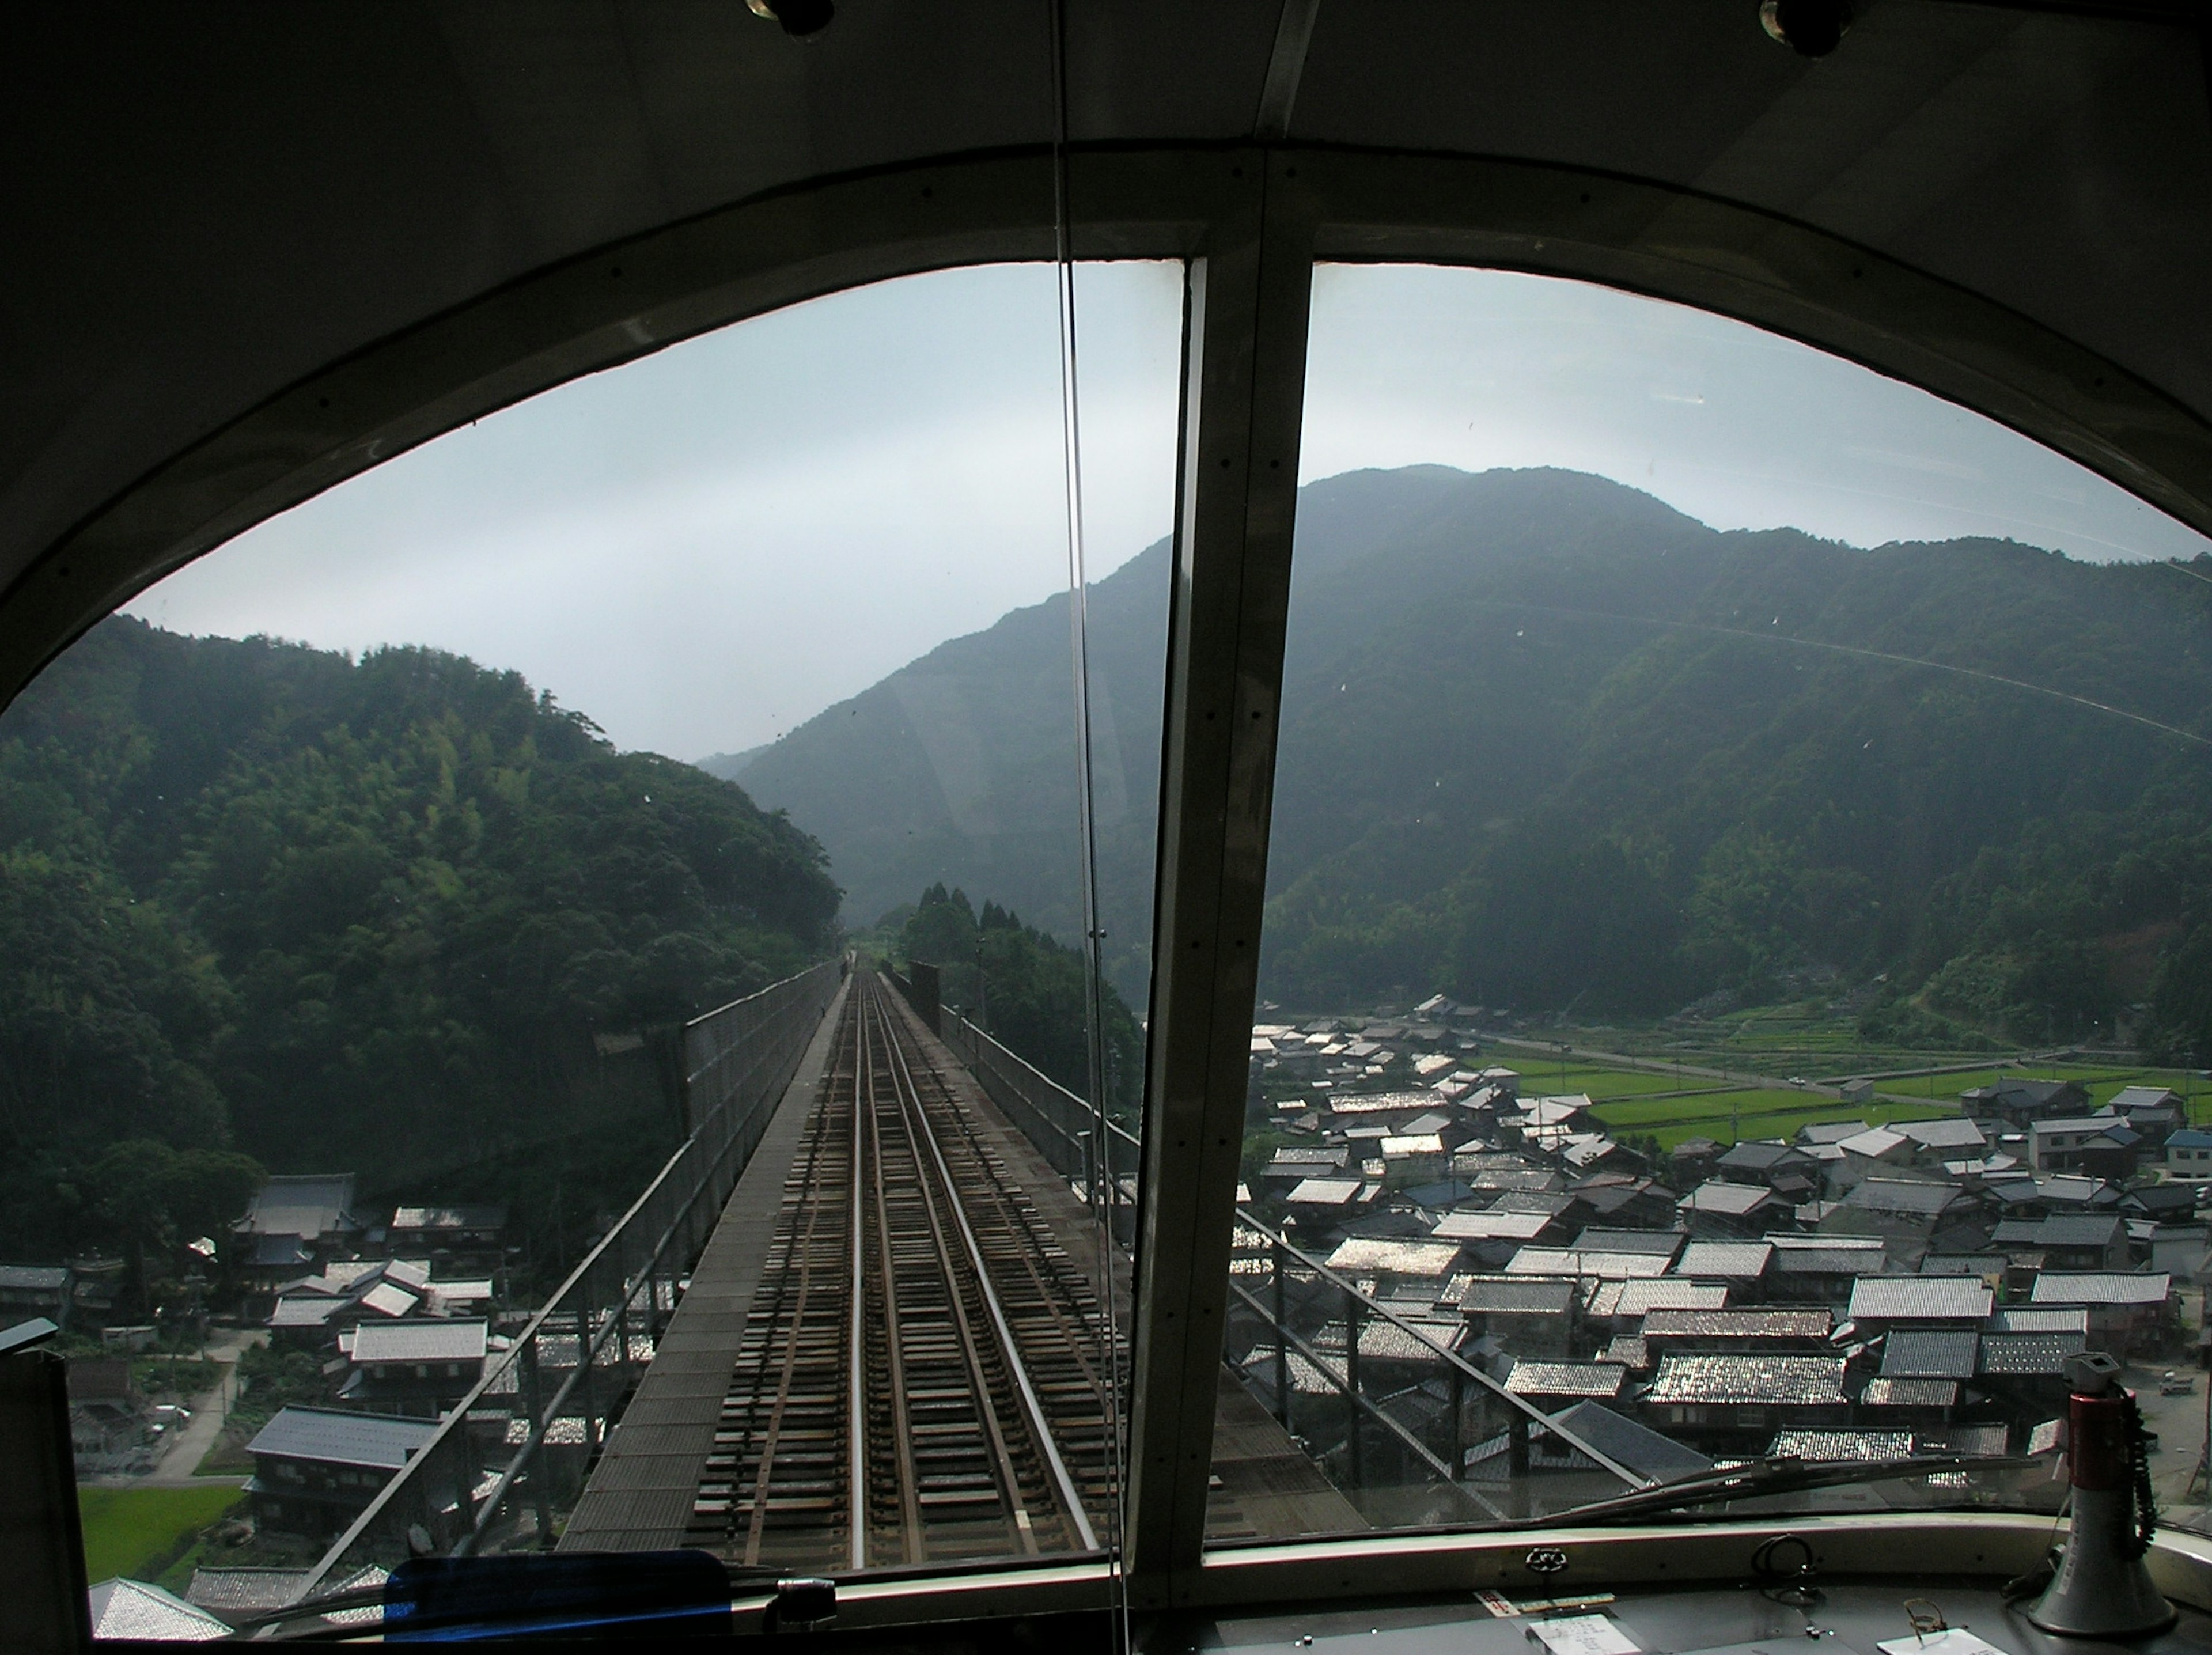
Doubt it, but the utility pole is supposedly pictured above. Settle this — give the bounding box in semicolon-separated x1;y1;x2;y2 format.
975;933;987;1033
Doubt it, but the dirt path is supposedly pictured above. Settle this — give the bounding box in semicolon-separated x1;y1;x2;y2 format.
138;1328;264;1487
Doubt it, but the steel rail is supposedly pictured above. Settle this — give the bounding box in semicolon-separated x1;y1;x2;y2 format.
848;987;870;1571
874;981;1101;1553
866;982;1048;1556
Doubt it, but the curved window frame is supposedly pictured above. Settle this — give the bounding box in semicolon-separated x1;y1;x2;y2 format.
13;144;2212;1627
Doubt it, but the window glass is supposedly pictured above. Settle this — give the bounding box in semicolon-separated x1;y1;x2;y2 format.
2;263;1179;1612
1208;263;2212;1543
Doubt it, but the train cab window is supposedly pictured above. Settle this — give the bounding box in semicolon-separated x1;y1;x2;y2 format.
5;261;1183;1603
1210;262;2212;1546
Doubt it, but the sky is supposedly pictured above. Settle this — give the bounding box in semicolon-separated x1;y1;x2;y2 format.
124;261;2211;761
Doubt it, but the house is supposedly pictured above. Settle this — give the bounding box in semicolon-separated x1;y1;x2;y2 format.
1765;1239;1885;1306
1585;1278;1730;1327
1504;1359;1627;1405
385;1205;507;1270
245;1406;440;1542
1961;1078;2091;1126
1456;1275;1582;1359
2029;1116;2142;1177
2108;1087;2186;1144
0;1264;73;1330
1713;1140;1817;1198
1895;1118;1990;1164
1642;1353;1850;1446
1831;1126;1919;1193
1988;1214;2130;1271
2166;1130;2212;1179
67;1357;143;1464
341;1318;490;1415
235;1174;362;1293
1570;1174;1679;1229
1822;1178;1968;1260
1679;1180;1781;1237
2029;1272;2176;1358
1878;1328;1979;1387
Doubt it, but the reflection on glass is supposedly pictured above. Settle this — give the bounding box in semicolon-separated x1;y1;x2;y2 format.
1209;264;2212;1544
1;262;1178;1622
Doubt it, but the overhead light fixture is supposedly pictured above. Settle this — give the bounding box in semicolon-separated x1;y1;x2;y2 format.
1760;0;1853;58
748;0;834;37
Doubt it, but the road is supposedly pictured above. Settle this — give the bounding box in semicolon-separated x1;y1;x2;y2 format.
137;1327;264;1488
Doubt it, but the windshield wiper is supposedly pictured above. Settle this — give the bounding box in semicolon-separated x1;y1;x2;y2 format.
1475;1449;2055;1532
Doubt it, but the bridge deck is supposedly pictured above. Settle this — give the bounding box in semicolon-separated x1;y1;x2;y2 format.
559;976;854;1552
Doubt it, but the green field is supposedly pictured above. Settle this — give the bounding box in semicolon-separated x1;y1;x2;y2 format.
77;1484;246;1586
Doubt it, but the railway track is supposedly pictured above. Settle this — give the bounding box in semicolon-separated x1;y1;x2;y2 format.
686;972;1116;1570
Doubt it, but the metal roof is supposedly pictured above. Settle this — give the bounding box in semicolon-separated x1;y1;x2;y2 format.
1503;1360;1626;1399
1286;1177;1365;1206
1992;1215;2124;1247
1880;1328;1980;1379
1431;1209;1555;1241
1683;1181;1776;1215
1507;1246;1671;1280
1550;1400;1712;1484
1978;1331;2088;1375
1842;1179;1961;1217
1646;1354;1848;1407
2031;1271;2173;1306
1456;1275;1580;1315
1571;1228;1683;1259
350;1318;488;1364
1672;1241;1773;1279
1642;1308;1830;1342
1986;1306;2089;1334
1847;1277;1993;1321
1861;1378;1960;1408
246;1404;438;1470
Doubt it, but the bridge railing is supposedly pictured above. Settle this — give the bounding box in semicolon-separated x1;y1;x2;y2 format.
936;1009;1141;1245
290;959;841;1612
921;1006;1645;1520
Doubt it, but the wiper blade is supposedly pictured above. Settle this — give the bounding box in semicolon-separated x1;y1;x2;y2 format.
1476;1450;2054;1532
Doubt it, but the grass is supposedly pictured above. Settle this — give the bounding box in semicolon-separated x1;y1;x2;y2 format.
77;1484;247;1586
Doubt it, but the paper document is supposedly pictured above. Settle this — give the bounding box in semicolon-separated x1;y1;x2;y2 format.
1877;1631;2009;1655
1528;1615;1641;1655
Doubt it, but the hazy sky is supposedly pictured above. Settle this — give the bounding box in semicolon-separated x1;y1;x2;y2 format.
126;261;2209;760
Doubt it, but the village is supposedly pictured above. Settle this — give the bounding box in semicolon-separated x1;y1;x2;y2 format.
1226;999;2212;1521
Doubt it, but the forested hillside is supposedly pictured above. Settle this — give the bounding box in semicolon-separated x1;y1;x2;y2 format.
0;619;839;1279
724;464;2212;1056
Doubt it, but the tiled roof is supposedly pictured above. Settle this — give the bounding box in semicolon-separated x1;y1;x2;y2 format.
247;1405;438;1470
1642;1307;1830;1342
388;1205;506;1230
1897;1119;1988;1150
1978;1331;2088;1375
1285;1177;1364;1206
1861;1377;1960;1407
1324;1238;1462;1278
86;1579;231;1642
1843;1179;1961;1216
1991;1215;2123;1247
1550;1400;1714;1482
0;1264;69;1290
1645;1354;1847;1406
1683;1181;1775;1215
2031;1271;2173;1306
268;1296;342;1328
1770;1247;1887;1277
1504;1359;1626;1399
1847;1277;1994;1321
1880;1328;1980;1379
1588;1279;1730;1319
1600;1334;1650;1369
1768;1428;1912;1461
185;1567;313;1615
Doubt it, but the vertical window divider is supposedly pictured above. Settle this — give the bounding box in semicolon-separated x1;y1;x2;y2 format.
1125;148;1316;1607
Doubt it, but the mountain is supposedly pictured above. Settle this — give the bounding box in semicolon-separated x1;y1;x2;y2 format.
725;465;2212;1049
0;619;840;1280
696;743;771;783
